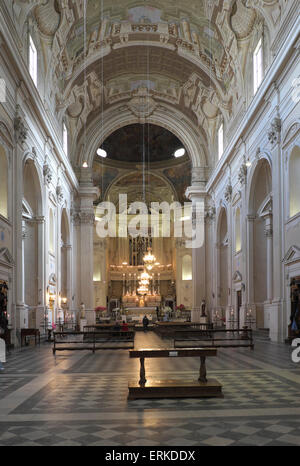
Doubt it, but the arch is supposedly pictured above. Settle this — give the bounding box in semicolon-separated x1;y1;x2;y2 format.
74;103;208;169
61;208;70;245
60;44;228;111
23;158;44;322
247;156;272;215
216;204;229;242
23;156;44;215
182;254;192;281
289;145;300;217
104;169;179;204
0;145;8;218
247;154;272;329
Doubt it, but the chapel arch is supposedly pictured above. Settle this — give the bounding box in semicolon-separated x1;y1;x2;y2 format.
23;159;43;327
0;145;8;219
289;145;300;218
248;157;272;328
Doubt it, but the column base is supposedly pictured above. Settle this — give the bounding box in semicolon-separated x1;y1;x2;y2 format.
15;304;29;329
268;300;284;342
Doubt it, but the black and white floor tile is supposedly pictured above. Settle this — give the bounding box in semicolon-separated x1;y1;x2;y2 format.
0;332;300;446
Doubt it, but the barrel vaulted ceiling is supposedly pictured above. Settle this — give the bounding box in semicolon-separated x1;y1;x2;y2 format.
9;0;283;167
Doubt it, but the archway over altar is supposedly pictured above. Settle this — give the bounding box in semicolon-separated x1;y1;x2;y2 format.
92;123;192;321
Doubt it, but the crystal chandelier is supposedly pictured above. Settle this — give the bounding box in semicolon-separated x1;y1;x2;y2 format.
143;247;156;271
137;270;152;295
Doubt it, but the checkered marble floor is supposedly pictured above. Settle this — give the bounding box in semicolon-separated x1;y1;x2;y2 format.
1;332;300;446
1;417;300;446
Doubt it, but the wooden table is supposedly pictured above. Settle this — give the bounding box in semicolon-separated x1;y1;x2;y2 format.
21;328;40;347
128;348;223;399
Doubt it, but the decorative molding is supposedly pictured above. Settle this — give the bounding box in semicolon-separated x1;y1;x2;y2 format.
224;183;232;202
71;211;95;226
0;247;14;267
238;163;247;185
14;115;28;144
258;195;273;218
282;121;300;147
233;270;243;283
127;87;157;122
282;245;300;265
49;191;57;206
56;185;64;204
264;225;273;237
267;117;281;145
232;191;241;206
205;205;216;221
43;163;53;185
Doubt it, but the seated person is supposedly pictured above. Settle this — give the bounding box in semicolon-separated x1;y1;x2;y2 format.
121;321;129;332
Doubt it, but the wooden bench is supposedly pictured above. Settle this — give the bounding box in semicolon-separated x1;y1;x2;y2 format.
128;348;223;399
154;322;212;339
174;327;254;350
53;330;135;354
84;324;135;332
21;328;40;347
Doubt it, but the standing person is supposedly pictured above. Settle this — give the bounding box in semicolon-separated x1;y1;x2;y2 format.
156;306;159;322
121;321;129;332
143;315;149;332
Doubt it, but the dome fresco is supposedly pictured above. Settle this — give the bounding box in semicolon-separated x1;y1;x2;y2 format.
99;124;186;163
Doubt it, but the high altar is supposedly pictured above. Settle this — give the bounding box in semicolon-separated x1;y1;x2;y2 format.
123;293;161;309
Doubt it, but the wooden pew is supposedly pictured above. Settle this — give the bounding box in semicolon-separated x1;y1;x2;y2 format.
128;347;223;399
84;324;135;332
174;327;254;350
154;321;212;339
52;330;135;354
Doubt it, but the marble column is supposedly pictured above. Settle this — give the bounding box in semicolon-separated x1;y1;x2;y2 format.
77;170;99;312
14;145;27;331
246;214;256;305
264;215;274;302
268;116;284;341
186;178;207;323
36;216;45;330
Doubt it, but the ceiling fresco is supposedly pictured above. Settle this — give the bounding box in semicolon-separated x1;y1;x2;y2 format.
12;0;275;169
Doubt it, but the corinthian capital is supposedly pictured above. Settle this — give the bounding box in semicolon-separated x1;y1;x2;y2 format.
267;117;281;145
14;115;28;145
